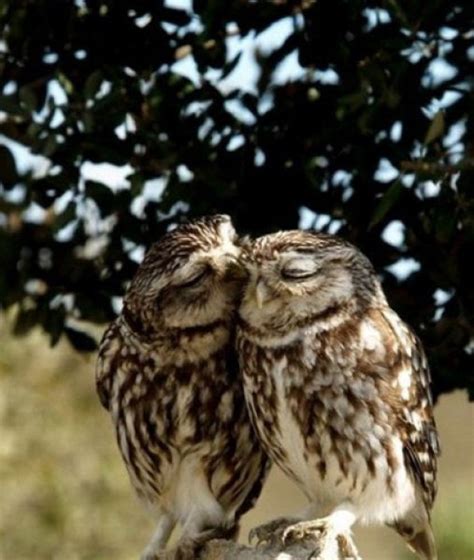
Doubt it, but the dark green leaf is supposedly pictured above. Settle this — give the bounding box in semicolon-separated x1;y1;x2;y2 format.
64;326;98;352
221;51;243;80
53;201;77;232
19;86;38;112
424;111;445;145
0;145;19;187
13;308;39;336
0;95;23;115
45;305;66;346
369;180;404;229
84;70;104;99
85;180;115;215
0;0;472;401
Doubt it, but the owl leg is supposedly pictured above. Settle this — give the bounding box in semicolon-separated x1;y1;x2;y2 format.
282;509;361;560
170;501;238;560
140;512;176;560
174;522;238;560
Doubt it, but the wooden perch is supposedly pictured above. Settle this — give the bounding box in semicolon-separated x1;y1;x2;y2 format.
199;537;360;560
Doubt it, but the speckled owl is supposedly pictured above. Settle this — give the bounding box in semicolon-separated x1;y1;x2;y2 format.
96;215;269;560
237;230;440;560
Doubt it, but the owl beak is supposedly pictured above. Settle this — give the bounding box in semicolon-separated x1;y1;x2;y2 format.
222;255;248;282
255;280;266;309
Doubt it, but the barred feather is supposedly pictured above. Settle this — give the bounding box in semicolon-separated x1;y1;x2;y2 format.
96;215;269;559
237;230;439;560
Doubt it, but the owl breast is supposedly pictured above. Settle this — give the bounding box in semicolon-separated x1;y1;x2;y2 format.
239;325;418;525
100;322;267;527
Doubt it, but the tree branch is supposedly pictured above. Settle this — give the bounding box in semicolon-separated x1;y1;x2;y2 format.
400;159;474;174
200;537;359;560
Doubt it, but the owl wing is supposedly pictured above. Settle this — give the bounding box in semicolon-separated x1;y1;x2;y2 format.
95;321;121;411
376;308;440;510
219;345;271;519
234;419;271;520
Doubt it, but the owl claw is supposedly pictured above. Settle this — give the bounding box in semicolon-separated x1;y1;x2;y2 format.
281;519;361;560
282;519;327;545
248;526;262;545
337;533;362;560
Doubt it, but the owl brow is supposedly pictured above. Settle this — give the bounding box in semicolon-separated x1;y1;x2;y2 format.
292;246;318;255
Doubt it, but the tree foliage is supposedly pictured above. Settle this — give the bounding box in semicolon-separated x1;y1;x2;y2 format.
0;0;473;398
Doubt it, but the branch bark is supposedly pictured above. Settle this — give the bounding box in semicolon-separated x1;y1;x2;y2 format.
200;538;346;560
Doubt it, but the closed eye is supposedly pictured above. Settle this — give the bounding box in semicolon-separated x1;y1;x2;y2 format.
281;268;318;280
280;258;319;280
177;267;210;288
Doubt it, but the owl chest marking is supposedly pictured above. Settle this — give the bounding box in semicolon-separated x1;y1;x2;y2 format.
264;353;316;491
110;339;259;517
255;334;403;508
110;345;220;495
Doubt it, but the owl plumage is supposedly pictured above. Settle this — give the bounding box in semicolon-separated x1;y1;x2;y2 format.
96;215;269;560
236;230;439;560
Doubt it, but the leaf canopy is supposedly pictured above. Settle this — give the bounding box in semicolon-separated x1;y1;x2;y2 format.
0;0;473;398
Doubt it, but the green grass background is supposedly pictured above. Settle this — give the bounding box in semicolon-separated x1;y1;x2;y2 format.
0;319;472;559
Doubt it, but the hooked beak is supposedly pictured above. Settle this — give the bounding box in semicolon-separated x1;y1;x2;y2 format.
221;254;249;282
254;280;266;309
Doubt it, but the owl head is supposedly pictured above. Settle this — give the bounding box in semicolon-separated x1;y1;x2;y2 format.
239;230;384;334
123;215;245;336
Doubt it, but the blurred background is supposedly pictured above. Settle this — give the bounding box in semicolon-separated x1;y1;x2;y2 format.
0;320;472;559
0;0;473;558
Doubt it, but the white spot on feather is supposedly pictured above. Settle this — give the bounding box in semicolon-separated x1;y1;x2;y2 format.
360;320;384;355
418;452;430;464
410;411;423;430
398;368;412;400
333;394;351;417
217;391;234;422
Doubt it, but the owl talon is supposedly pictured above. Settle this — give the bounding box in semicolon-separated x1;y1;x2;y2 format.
281;519;361;560
282;519;327;545
337;533;362;560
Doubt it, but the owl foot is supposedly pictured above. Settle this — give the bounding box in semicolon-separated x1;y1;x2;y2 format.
282;518;361;560
172;523;238;560
249;517;297;547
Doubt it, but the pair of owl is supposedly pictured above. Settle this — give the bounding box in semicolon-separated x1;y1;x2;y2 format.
96;215;439;560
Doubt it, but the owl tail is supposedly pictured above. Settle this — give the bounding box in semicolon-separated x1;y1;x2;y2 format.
404;523;437;560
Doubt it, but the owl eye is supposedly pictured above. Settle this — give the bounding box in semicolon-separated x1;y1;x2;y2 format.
177;267;210;288
281;259;319;280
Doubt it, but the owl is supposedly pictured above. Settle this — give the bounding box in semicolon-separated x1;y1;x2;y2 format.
96;215;269;560
236;230;439;560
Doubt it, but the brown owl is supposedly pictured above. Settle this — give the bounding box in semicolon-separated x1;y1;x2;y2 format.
236;230;439;560
96;215;269;560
